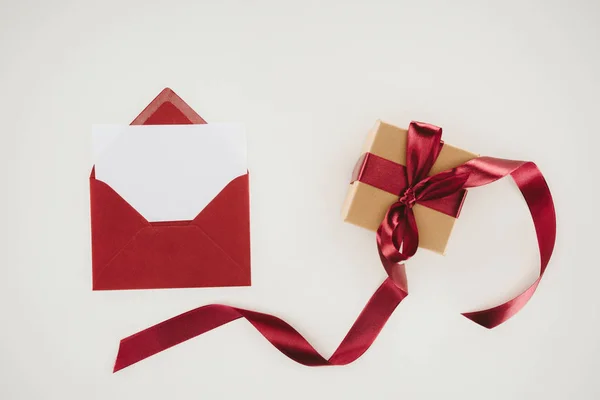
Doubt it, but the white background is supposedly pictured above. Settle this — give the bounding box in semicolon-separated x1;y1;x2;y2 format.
1;1;598;399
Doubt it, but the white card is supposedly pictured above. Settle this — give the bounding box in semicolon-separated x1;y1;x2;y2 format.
92;124;247;222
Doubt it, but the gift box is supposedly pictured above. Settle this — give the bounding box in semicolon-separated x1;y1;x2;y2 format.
342;120;478;254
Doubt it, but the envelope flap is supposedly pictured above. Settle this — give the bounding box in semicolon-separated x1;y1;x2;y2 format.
93;225;249;290
90;175;150;278
192;174;250;269
132;88;206;125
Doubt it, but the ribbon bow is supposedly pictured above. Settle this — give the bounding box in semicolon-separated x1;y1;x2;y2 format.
112;121;556;372
377;122;471;291
376;122;555;330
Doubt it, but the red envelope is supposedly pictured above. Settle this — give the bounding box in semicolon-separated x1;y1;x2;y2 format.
90;88;251;290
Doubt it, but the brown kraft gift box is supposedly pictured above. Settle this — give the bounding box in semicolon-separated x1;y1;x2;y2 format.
342;120;478;255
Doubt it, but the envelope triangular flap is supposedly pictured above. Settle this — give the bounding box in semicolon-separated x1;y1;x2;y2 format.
193;174;251;271
90;167;150;273
132;88;206;125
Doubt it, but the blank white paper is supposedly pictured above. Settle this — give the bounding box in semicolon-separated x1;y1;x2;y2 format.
93;124;247;222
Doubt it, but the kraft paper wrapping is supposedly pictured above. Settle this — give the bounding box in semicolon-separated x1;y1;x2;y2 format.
342;121;478;254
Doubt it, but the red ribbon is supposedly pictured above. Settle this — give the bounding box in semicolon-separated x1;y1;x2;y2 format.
113;122;556;372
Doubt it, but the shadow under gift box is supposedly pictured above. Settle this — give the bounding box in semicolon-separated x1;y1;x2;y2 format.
342;120;478;255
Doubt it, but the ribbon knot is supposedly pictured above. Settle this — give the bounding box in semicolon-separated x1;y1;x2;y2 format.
398;187;417;208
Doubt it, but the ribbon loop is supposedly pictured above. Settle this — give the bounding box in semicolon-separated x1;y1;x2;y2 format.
405;122;444;185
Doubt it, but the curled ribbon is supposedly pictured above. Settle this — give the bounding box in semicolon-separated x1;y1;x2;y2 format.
113;122;556;372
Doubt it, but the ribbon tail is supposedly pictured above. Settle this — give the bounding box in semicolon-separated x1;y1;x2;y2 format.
462;278;541;329
405;122;444;185
402;209;419;259
114;278;407;372
376;204;419;293
457;158;555;328
113;305;243;372
329;278;408;364
381;260;408;293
